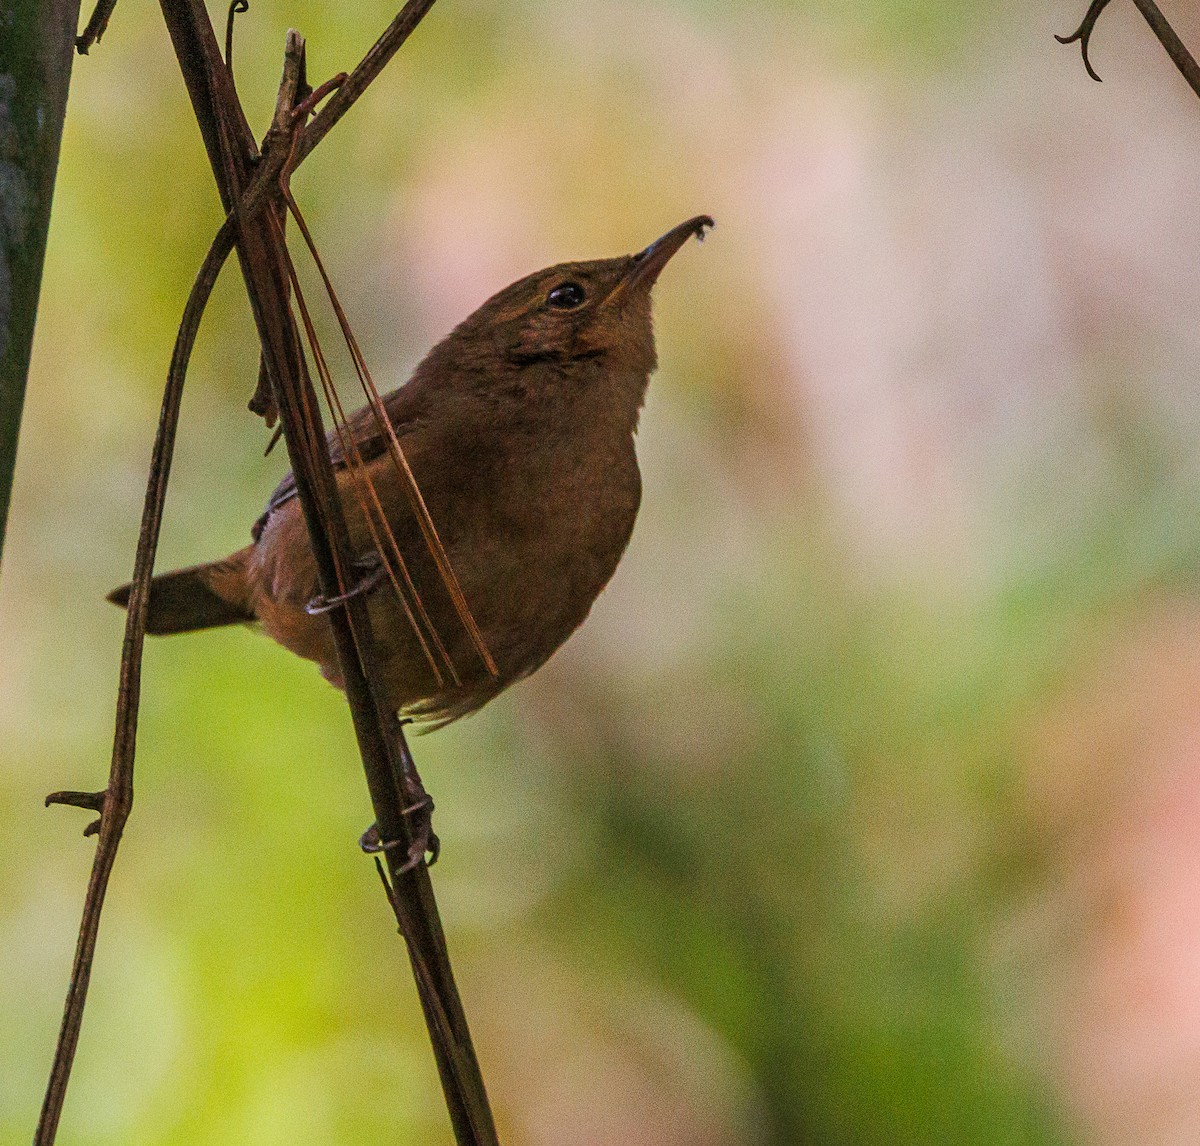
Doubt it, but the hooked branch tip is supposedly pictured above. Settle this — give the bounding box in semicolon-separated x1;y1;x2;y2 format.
1056;0;1115;83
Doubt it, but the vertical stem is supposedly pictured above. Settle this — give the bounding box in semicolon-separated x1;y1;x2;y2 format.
35;219;236;1146
1130;0;1200;98
155;4;497;1140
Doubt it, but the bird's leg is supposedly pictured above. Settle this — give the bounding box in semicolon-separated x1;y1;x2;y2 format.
359;717;440;872
305;551;387;615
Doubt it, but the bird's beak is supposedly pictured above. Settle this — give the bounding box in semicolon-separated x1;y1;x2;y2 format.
613;215;714;300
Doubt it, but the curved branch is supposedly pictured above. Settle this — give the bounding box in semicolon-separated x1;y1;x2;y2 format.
35;219;236;1146
1056;0;1114;82
1058;0;1200;99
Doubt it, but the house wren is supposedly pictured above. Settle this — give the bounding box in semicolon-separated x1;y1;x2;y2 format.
110;215;713;731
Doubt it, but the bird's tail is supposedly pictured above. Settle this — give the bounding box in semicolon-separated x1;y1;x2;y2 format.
107;547;256;635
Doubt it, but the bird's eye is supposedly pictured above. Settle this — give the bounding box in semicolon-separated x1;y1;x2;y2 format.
547;282;586;309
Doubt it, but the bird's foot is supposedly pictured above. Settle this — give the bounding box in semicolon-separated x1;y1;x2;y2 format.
305;552;388;616
359;782;439;873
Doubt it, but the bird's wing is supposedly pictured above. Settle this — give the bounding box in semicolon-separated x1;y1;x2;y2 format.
255;385;425;536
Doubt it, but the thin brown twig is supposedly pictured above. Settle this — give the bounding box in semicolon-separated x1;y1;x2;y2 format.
281;191;498;677
75;0;427;183
1059;0;1200;98
36;94;312;1146
297;0;438;164
1056;0;1114;81
49;5;497;1138
76;0;118;53
154;9;497;1142
269;206;452;686
268;182;453;684
224;0;248;77
35;217;236;1146
1130;0;1200;98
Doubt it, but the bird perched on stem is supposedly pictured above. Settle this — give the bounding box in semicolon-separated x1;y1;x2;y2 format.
110;215;713;730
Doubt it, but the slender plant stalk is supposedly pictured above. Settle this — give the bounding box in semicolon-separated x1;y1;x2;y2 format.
35;88;327;1142
36;218;236;1146
75;0;117;52
1059;0;1200;95
155;5;498;1141
1129;0;1200;96
39;2;498;1142
297;0;438;164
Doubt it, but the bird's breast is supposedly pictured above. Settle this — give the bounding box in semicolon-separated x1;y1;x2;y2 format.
246;406;644;720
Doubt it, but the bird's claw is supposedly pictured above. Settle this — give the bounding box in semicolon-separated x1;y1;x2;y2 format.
305;552;388;615
359;796;439;873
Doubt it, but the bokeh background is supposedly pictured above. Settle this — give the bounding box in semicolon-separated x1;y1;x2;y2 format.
6;0;1200;1141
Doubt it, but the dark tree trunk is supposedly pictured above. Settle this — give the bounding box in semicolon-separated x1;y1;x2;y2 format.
0;0;81;561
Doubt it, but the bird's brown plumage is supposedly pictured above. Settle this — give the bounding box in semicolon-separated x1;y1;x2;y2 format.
110;216;712;726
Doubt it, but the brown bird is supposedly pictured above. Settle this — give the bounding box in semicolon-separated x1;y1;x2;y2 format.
110;215;712;735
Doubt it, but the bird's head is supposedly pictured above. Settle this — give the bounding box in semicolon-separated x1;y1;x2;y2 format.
426;216;713;387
